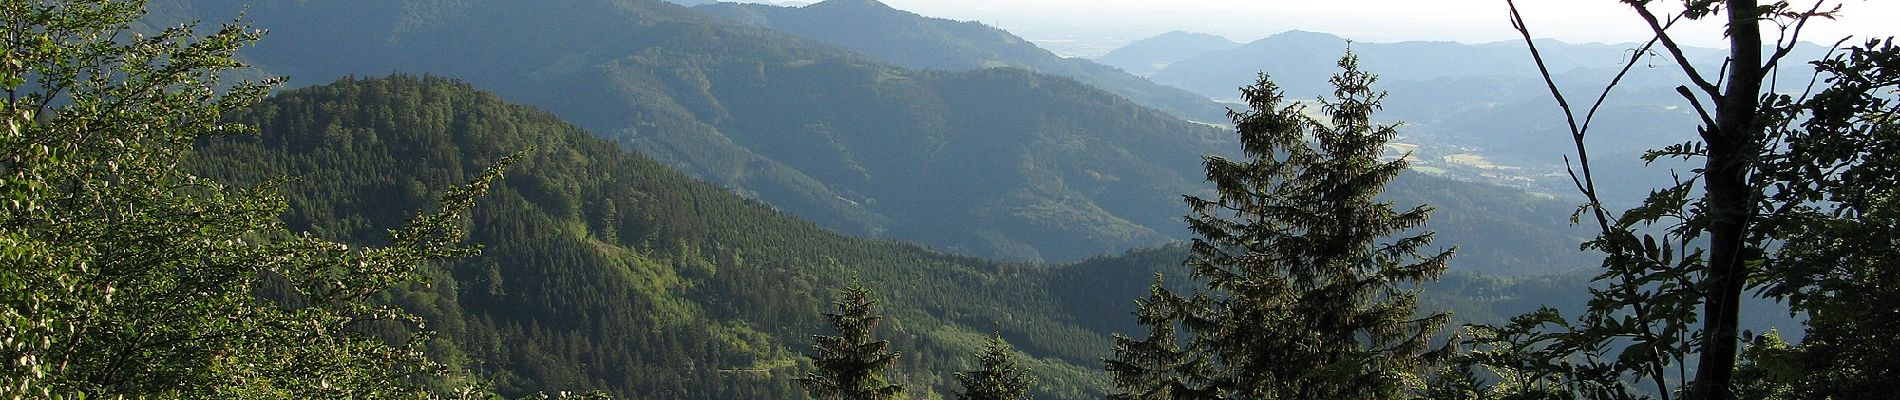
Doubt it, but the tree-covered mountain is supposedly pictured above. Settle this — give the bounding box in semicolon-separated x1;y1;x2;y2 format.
157;0;1239;262
193;75;1125;399
187;75;1717;399
157;0;1597;274
690;0;1232;123
1092;31;1239;77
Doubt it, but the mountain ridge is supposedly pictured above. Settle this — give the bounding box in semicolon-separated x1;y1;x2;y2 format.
692;0;1234;123
194;75;1122;398
169;0;1230;261
1093;30;1240;77
166;0;1600;273
189;73;1802;398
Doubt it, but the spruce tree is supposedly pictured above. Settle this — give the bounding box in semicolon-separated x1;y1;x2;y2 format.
800;279;905;400
1108;51;1452;399
1105;279;1207;400
955;333;1036;400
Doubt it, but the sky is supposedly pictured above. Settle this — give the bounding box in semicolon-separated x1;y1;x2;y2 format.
840;0;1900;57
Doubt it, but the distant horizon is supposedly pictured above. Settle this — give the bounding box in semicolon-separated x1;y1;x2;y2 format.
711;0;1899;57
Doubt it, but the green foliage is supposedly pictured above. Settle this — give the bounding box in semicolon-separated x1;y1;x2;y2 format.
1051;244;1606;343
1107;51;1451;399
181;72;1686;400
191;74;1119;399
1438;6;1896;400
1104;278;1195;400
800;279;905;400
0;1;501;397
163;0;1598;274
1731;330;1798;400
1747;38;1900;399
955;333;1036;400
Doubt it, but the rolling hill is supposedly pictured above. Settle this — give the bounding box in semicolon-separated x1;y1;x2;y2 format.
692;0;1233;123
162;0;1597;272
1093;31;1240;77
195;75;1120;398
193;75;1758;399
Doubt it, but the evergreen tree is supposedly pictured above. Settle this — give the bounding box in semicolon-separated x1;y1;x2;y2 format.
1108;51;1452;399
955;333;1036;400
1105;279;1205;400
800;279;905;400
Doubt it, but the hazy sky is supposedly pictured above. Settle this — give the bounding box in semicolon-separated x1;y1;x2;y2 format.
849;0;1899;57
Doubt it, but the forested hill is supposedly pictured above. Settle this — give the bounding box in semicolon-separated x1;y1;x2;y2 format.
158;0;1231;263
192;75;1118;399
691;0;1232;122
189;75;1681;399
160;0;1596;273
1092;31;1241;77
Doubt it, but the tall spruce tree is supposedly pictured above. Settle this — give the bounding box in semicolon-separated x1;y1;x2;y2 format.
800;279;905;400
955;333;1036;400
1107;51;1452;399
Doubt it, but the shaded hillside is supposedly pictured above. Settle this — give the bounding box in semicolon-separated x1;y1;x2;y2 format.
164;0;1232;262
193;76;1118;399
163;0;1601;273
187;74;1618;399
1094;31;1239;77
693;0;1231;122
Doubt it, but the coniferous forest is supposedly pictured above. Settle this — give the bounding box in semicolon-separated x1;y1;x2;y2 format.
3;1;1896;399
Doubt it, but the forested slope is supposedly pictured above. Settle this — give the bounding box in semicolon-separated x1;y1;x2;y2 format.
158;0;1599;273
160;0;1226;262
693;0;1232;122
193;75;1116;399
189;74;1667;399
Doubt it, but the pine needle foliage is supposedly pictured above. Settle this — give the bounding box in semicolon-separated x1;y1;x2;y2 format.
800;279;905;400
1108;51;1453;400
955;333;1036;400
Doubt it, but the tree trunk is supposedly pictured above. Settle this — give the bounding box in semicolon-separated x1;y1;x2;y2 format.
1691;1;1763;399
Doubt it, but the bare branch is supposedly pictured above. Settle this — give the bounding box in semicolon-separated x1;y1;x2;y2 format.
1626;1;1724;98
1677;86;1719;129
1582;34;1669;140
1763;0;1839;73
1506;0;1613;231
